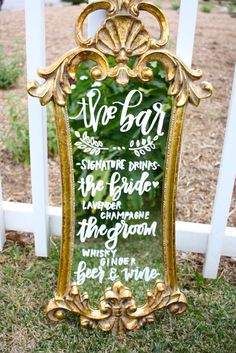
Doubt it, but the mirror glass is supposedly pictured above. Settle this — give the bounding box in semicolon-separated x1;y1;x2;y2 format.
67;60;172;303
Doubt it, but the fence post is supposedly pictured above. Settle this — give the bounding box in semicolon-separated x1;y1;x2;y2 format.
0;178;6;251
88;0;106;37
203;67;236;278
25;0;49;257
176;0;199;67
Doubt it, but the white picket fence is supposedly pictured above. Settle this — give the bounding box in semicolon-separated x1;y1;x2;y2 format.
0;0;235;279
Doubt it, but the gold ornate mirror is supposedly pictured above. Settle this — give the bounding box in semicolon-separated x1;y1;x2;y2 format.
27;0;212;334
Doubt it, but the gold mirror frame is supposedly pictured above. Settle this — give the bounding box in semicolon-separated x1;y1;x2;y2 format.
27;0;212;334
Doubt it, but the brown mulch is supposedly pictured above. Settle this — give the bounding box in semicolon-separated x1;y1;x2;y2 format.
0;2;235;275
177;251;236;285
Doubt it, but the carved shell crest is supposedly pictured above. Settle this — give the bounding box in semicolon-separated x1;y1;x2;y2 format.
96;15;150;57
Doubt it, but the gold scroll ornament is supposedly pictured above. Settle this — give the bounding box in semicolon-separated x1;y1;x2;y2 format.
27;0;212;334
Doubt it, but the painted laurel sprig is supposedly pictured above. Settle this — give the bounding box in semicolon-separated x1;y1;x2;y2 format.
74;131;108;155
129;135;159;157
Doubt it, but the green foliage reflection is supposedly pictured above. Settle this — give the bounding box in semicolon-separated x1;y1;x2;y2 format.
67;60;172;223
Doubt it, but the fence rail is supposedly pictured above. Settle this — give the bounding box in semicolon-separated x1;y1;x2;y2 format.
0;0;235;279
2;200;236;257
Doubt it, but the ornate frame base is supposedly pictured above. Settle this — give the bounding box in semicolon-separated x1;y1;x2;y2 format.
46;281;187;334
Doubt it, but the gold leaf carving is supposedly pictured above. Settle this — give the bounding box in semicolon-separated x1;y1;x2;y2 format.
96;16;150;57
46;281;187;334
27;49;109;106
136;50;213;107
28;0;212;100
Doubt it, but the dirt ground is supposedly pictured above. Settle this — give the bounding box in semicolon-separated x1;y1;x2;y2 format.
0;1;235;230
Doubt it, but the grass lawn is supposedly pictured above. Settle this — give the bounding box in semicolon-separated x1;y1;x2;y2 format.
0;239;235;353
